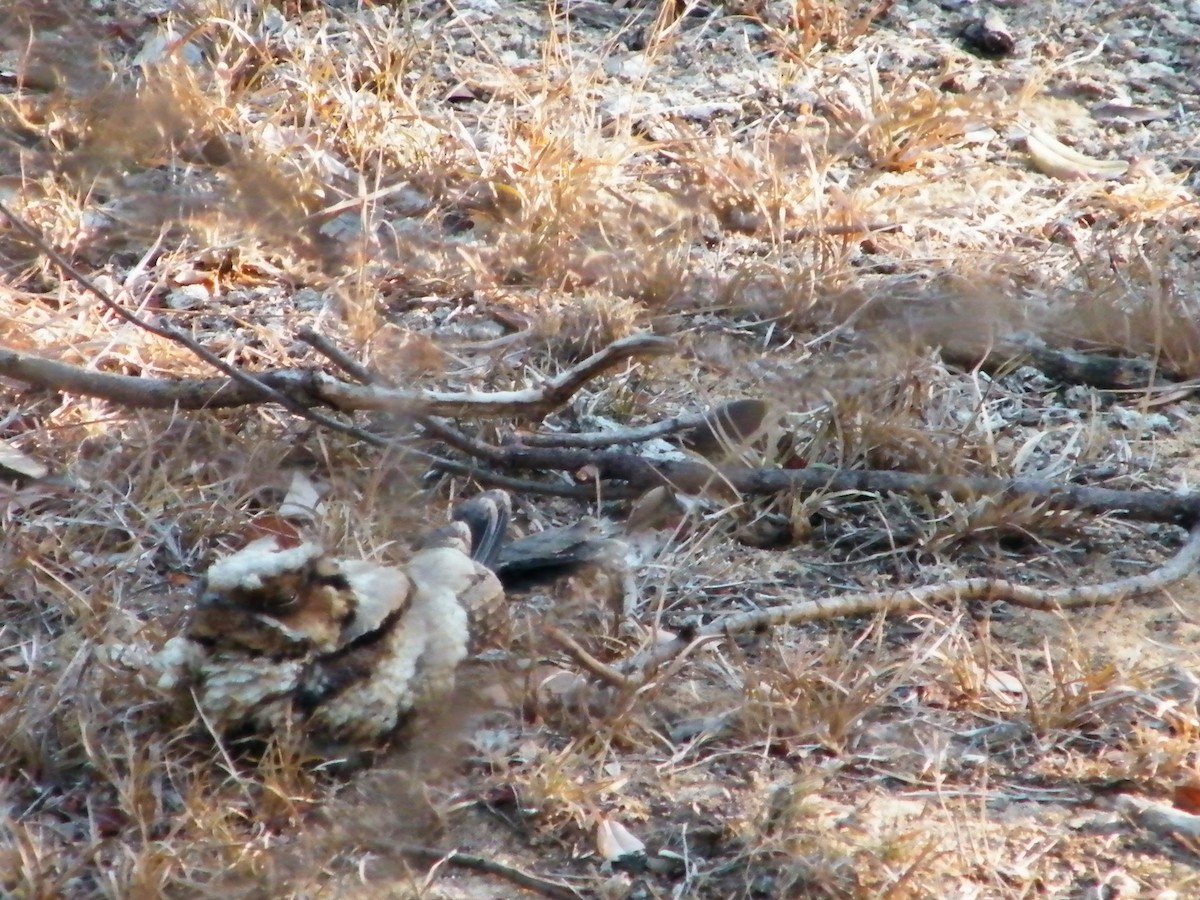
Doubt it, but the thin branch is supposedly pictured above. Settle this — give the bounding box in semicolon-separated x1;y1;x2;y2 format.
461;442;1200;526
519;409;721;448
0;335;673;420
0;202;392;449
623;522;1200;674
543;625;632;688
296;327;381;385
426;453;605;498
395;845;584;900
781;220;901;241
309;333;675;418
416;416;506;462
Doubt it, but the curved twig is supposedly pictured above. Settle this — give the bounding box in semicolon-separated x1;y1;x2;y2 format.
621;522;1200;675
543;625;632;689
394;845;583;900
0;200;672;422
310;333;674;418
0;337;673;419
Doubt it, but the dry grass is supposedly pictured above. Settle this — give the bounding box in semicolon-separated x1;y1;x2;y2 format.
4;0;1200;896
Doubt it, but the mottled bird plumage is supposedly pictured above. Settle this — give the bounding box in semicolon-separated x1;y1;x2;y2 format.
155;491;511;747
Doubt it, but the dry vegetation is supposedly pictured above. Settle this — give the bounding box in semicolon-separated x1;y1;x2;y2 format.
4;0;1200;896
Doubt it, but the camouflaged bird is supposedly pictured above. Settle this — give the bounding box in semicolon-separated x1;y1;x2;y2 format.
154;491;511;747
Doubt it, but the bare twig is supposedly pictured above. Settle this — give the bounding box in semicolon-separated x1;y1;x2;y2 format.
0;202;672;423
396;844;584;900
0;202;393;449
416;416;506;463
518;401;761;449
310;333;675;418
437;441;1200;526
427;453;603;498
0;335;673;420
543;625;632;689
781;220;901;241
623;522;1200;674
518;411;719;448
296;327;381;385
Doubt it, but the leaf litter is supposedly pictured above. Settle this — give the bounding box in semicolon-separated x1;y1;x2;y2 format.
4;0;1200;896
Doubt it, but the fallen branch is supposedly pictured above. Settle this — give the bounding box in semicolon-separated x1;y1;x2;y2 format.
622;521;1200;675
296;326;380;385
395;845;583;900
0;200;672;421
518;398;768;449
436;440;1200;525
543;625;632;689
967;332;1193;392
310;333;674;418
0;336;673;419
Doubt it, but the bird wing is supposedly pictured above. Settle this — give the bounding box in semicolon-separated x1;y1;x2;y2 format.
335;558;413;646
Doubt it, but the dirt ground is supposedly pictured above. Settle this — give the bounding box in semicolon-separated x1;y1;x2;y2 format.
3;0;1200;897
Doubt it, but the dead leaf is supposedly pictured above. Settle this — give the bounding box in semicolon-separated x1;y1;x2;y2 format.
1092;102;1172;125
278;470;325;520
1174;781;1200;815
1024;128;1128;180
0;440;47;480
595;815;646;862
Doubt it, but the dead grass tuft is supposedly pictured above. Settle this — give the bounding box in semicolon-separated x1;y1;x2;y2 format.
6;0;1200;895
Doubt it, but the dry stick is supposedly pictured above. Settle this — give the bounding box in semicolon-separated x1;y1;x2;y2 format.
295;326;380;385
517;407;730;448
543;625;632;689
623;522;1200;675
276;332;536;493
0;202;392;450
474;443;1200;525
394;845;583;900
0;335;674;418
428;453;603;498
781;220;901;241
0;201;671;422
288;332;599;494
309;333;675;418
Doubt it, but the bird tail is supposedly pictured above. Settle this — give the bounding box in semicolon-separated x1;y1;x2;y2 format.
451;489;511;567
418;490;512;567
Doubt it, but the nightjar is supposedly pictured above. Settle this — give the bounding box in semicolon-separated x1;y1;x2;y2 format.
154;490;511;747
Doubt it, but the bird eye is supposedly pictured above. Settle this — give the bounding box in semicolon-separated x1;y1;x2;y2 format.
309;562;351;592
197;591;225;608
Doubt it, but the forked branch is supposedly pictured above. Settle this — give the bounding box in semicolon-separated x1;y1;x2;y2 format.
0;336;673;419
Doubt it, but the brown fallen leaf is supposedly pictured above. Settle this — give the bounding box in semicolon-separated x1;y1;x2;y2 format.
1092;102;1172;125
678;397;771;460
1174;780;1200;815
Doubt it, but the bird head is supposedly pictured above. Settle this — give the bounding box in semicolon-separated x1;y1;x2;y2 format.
187;538;357;656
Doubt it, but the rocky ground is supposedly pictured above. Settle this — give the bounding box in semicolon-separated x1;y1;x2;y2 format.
3;0;1200;896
